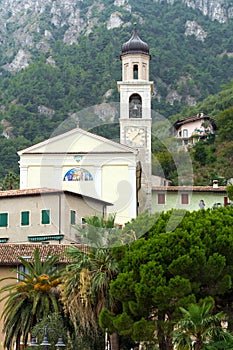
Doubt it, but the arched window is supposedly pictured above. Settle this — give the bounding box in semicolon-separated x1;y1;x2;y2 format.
129;93;142;118
183;129;188;138
63;168;93;181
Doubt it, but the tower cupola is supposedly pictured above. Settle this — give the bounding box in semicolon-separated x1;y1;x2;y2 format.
119;26;151;82
121;27;150;57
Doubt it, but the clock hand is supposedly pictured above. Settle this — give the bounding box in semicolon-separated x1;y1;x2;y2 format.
132;132;140;140
132;129;144;140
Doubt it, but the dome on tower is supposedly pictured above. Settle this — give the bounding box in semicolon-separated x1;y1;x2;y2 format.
121;27;150;56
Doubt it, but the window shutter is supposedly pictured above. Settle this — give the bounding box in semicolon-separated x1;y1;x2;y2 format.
70;210;76;225
0;213;8;227
21;211;29;226
181;194;189;204
158;193;165;204
42;210;50;224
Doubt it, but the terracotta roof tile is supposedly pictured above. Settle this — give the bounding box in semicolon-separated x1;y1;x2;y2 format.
0;243;89;264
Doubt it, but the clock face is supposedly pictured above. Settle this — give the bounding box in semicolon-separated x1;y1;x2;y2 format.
125;127;146;147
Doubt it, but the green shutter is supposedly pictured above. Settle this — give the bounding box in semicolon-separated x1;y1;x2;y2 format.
21;211;29;226
41;210;50;224
70;210;76;225
0;213;8;227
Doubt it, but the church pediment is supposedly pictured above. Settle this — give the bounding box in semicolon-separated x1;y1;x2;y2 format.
18;127;137;155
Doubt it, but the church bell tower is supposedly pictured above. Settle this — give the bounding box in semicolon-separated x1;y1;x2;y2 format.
118;26;154;214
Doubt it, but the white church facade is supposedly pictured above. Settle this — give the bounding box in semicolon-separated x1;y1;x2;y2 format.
18;128;138;225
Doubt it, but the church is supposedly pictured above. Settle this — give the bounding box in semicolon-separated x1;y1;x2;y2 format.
18;27;154;227
16;27;228;234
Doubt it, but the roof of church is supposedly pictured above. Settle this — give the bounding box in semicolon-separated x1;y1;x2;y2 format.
17;127;138;156
121;27;150;56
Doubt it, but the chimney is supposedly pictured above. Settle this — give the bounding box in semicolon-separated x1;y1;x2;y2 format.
213;180;218;188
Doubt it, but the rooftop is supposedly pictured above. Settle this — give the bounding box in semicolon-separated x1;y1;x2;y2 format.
173;113;217;130
0;243;89;265
121;27;150;56
152;186;226;192
0;188;113;205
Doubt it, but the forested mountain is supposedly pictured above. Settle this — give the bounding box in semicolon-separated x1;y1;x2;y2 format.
0;0;233;184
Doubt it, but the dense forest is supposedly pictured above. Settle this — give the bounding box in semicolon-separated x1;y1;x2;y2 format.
0;0;233;187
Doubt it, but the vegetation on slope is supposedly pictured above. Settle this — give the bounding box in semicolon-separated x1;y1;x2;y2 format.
0;1;233;184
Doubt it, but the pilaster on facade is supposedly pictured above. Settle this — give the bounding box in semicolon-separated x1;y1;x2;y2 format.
19;166;28;189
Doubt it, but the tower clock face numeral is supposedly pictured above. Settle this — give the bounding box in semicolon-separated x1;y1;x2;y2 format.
125;127;146;147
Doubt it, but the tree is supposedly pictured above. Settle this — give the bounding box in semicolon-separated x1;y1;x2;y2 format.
1;171;19;190
173;298;233;350
227;185;233;201
108;207;233;350
215;106;233;143
31;313;68;350
62;245;119;350
76;214;119;248
193;140;208;166
0;248;63;350
77;212;157;248
62;214;121;349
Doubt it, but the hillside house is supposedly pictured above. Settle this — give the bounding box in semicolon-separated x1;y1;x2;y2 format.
173;113;217;149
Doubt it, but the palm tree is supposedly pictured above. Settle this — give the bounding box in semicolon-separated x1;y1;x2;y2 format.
76;214;119;248
173;299;233;350
62;243;119;350
0;248;63;350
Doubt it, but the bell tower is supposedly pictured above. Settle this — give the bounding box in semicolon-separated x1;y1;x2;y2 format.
118;26;154;214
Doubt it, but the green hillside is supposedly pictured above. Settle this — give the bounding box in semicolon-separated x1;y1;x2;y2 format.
0;0;233;184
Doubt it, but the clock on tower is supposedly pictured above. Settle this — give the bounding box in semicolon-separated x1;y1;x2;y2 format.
125;126;146;147
118;26;154;214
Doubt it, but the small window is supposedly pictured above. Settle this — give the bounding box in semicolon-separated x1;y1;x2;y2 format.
133;64;138;79
21;211;30;226
181;193;189;205
183;129;188;138
41;209;50;225
158;193;165;205
18;264;30;281
70;210;76;225
81;217;86;228
0;213;8;228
